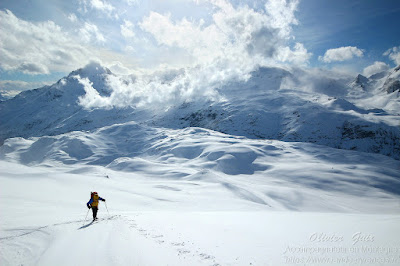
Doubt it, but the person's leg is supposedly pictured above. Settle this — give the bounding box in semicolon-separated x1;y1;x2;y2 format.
93;207;98;220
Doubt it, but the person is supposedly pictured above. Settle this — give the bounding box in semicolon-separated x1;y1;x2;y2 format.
87;192;106;221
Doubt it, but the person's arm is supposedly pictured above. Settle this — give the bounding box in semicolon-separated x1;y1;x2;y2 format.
87;198;93;208
99;197;106;202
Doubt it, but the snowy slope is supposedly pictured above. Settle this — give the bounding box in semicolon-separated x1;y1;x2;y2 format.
1;123;399;212
1;126;400;265
381;66;400;94
1;175;399;266
351;66;400;112
0;63;140;145
1;63;399;159
156;67;400;159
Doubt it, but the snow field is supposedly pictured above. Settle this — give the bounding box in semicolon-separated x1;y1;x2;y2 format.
1;124;400;265
2;124;400;213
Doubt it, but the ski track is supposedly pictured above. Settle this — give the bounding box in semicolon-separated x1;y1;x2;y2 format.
0;214;222;266
122;215;221;265
1;210;400;265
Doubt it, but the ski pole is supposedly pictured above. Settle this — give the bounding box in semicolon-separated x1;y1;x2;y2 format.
105;201;110;216
83;208;90;225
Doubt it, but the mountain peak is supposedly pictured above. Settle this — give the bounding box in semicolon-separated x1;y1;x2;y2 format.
355;74;368;85
63;62;114;97
69;61;113;79
350;74;369;89
382;65;400;94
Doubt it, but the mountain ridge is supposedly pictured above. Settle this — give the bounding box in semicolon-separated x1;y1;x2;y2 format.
1;63;399;159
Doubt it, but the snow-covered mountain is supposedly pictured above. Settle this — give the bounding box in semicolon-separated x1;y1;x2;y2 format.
2;121;399;211
1;62;399;159
1;63;400;265
382;65;400;93
352;65;400;95
0;63;137;145
2;118;400;265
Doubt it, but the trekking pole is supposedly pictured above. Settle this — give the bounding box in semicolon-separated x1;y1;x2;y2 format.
105;201;110;216
83;208;90;225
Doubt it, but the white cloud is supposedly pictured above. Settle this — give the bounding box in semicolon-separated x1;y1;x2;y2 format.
383;46;400;65
91;0;114;12
120;20;135;39
107;61;132;75
0;9;94;74
276;43;312;65
79;0;116;18
140;0;307;67
264;0;299;37
140;11;222;63
89;66;223;109
124;45;136;53
76;0;312;109
68;13;78;23
281;67;353;97
363;61;390;77
319;46;364;63
79;22;106;43
0;89;21;99
76;75;110;109
0;1;313;110
124;0;139;6
0;80;51;91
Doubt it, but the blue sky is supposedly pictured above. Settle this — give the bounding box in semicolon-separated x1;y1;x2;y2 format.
294;0;400;66
0;0;399;92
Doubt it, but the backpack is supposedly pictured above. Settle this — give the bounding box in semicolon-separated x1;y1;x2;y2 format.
91;192;100;207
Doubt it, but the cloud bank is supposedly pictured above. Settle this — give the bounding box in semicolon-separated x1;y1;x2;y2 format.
1;0;310;81
76;0;312;109
319;46;364;63
139;0;310;68
384;46;400;65
0;80;50;91
0;9;94;74
79;22;106;44
363;61;390;77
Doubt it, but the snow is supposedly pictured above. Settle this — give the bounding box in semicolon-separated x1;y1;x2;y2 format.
1;162;400;265
1;124;400;265
1;64;399;158
1;63;400;265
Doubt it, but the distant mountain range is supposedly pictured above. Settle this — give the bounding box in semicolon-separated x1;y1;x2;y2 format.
1;62;399;159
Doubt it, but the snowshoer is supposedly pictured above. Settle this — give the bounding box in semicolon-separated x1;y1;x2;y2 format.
87;192;106;221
